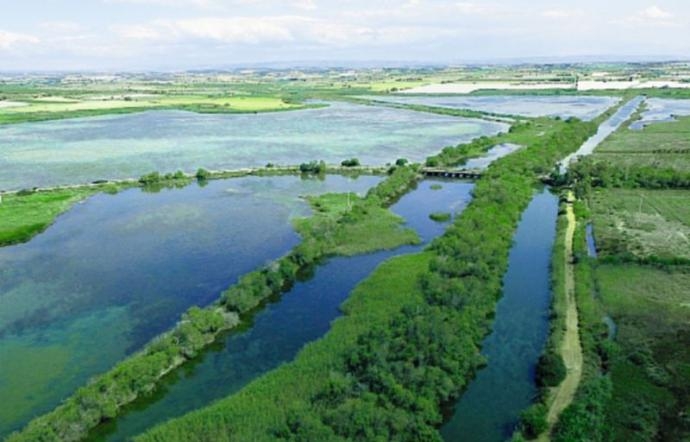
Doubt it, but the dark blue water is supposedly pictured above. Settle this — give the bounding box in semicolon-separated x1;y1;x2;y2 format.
91;180;475;441
441;189;559;441
0;175;381;437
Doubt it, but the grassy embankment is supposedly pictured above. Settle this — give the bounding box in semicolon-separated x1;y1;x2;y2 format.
7;166;422;442
133;116;599;441
0;186;125;247
548;99;690;441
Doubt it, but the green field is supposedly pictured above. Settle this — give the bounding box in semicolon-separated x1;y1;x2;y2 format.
597;264;690;441
590;188;690;259
0;189;101;246
593;114;690;172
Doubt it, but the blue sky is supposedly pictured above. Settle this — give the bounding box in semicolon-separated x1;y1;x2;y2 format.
0;0;688;70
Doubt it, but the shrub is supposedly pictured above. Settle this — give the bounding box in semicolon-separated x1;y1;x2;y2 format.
519;403;548;439
340;158;360;167
536;352;567;387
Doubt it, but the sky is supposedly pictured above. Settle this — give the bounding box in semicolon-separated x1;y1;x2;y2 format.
0;0;688;71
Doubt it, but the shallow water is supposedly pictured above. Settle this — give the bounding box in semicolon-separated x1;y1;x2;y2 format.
462;143;522;170
586;223;598;258
560;96;644;172
0;102;506;190
0;174;381;437
361;95;619;121
89;180;474;441
441;189;559;442
630;98;690;130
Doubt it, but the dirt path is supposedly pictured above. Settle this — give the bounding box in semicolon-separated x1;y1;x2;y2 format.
542;192;584;439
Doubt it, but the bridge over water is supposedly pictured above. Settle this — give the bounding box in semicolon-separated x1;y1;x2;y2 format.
421;168;483;180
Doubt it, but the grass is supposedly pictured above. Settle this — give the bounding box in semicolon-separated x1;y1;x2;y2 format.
593;114;690;172
589;188;690;259
597;264;690;441
0;189;101;246
293;192;420;256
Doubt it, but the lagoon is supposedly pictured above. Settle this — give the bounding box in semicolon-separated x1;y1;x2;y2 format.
0;102;506;190
361;95;619;121
0;174;380;437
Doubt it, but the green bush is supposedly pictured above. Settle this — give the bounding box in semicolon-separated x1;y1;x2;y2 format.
519;403;548;439
536;352;567;387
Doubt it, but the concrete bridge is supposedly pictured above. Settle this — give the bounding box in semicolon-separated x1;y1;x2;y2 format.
421;168;483;180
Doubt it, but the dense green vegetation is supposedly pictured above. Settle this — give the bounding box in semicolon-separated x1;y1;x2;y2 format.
7;166;422;442
133;116;599;441
553;217;690;441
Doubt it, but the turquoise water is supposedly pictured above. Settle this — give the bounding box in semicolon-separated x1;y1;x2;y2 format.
441;189;559;441
87;180;475;441
360;95;619;121
0;175;381;437
0;102;506;190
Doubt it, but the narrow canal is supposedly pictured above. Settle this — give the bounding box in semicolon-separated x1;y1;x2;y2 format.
90;179;474;441
441;188;559;441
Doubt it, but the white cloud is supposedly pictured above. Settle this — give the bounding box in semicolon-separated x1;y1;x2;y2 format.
615;5;676;26
292;0;316;11
39;21;85;33
0;30;40;50
640;5;672;19
103;0;216;6
111;15;457;47
541;9;583;19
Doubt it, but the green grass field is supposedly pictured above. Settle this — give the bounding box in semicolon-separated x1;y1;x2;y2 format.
590;188;690;259
593;114;690;172
0;189;100;246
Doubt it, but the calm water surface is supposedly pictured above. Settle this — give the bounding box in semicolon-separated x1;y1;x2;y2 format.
560;96;644;172
0;175;380;437
0;102;506;190
90;180;475;441
630;98;690;130
441;189;559;442
361;95;619;121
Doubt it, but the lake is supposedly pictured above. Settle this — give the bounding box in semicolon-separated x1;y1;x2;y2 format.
0;102;506;190
89;179;475;441
360;95;620;121
0;174;380;437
